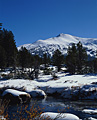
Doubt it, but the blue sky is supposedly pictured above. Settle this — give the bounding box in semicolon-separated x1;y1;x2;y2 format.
0;0;97;46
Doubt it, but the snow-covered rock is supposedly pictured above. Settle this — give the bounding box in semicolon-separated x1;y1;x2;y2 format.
82;109;97;114
26;89;46;98
2;89;31;104
2;89;28;97
18;33;97;57
87;117;97;120
40;112;80;120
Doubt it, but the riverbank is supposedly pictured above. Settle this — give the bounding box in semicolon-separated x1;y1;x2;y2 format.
0;73;97;100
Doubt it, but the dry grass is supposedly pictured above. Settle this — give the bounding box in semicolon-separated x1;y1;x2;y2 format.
0;99;44;120
0;99;9;119
0;99;65;120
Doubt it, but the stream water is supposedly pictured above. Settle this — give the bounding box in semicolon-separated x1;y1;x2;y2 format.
6;97;97;120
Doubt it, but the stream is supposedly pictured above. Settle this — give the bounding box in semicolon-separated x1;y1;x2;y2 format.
6;97;97;120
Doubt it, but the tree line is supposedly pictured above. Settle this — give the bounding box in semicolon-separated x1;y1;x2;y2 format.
0;23;97;77
0;24;40;70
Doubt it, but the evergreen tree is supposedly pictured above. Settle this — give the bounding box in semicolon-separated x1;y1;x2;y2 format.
65;43;77;74
42;53;51;67
1;29;18;67
76;42;87;74
0;23;2;30
0;23;3;50
92;52;97;73
0;45;6;69
18;47;33;70
32;55;41;79
0;25;7;69
43;53;48;67
65;42;87;74
52;49;64;72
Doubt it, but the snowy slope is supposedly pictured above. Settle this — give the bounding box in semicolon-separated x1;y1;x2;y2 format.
18;33;97;57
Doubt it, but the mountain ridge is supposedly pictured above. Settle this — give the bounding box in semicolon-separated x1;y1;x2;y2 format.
18;33;97;57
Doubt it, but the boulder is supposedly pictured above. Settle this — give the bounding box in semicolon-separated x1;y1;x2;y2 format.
2;89;31;104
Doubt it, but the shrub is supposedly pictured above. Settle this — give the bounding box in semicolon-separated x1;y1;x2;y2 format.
2;100;44;120
43;68;52;75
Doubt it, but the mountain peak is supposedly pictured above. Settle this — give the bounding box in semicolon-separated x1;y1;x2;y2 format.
18;34;97;57
57;33;74;38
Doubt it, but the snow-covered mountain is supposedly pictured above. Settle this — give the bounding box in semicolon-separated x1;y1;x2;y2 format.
18;33;97;57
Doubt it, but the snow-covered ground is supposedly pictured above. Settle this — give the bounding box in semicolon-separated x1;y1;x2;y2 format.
0;72;97;100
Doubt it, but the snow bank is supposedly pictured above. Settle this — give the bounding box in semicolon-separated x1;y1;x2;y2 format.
26;89;46;98
40;112;80;120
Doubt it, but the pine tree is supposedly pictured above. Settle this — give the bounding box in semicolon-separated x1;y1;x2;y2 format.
32;55;41;79
65;42;87;74
18;47;33;70
65;43;77;74
92;51;97;73
0;45;6;69
76;41;87;74
1;29;18;67
0;23;2;30
0;23;3;49
43;53;48;67
42;53;51;67
52;49;64;72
